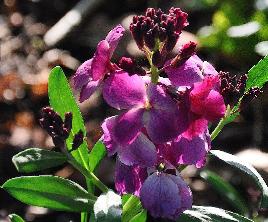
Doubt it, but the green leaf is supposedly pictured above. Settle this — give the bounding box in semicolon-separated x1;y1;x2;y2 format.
246;55;268;91
210;150;268;208
93;190;122;222
129;210;147;222
122;195;145;222
2;176;95;212
89;141;107;172
12;148;67;173
177;206;254;222
8;214;25;222
48;66;89;170
200;170;248;215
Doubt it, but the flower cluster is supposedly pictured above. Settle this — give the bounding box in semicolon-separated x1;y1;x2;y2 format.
73;8;228;220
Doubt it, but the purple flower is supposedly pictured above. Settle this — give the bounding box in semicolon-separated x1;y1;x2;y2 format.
115;160;147;196
102;72;187;144
140;172;192;220
164;55;218;88
73;25;125;102
101;116;157;167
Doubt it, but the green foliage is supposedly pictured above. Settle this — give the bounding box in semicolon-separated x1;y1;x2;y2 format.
12;148;67;173
8;214;25;222
178;206;254;222
198;0;264;64
246;55;268;90
93;190;122;222
200;170;248;214
122;195;146;222
48;66;89;170
2;176;96;212
210;150;268;208
89;141;107;172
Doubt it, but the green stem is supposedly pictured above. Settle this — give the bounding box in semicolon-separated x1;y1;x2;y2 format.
60;143;109;193
81;212;88;222
67;157;109;193
211;105;231;141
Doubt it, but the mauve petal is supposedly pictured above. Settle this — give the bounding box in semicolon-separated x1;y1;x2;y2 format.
118;133;157;167
190;76;226;121
141;173;192;220
79;79;100;102
171;133;210;168
165;56;203;87
103;72;146;110
115;160;147;196
73;59;92;90
182;115;208;139
168;174;192;217
112;108;144;146
105;25;125;56
203;61;218;76
143;84;187;143
101;116;119;156
91;40;110;81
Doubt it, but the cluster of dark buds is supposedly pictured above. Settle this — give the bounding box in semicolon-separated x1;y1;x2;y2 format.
39;107;83;149
219;72;262;108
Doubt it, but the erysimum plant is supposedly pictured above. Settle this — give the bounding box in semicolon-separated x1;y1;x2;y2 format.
2;7;268;222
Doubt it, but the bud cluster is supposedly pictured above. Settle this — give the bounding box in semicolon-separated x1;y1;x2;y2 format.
39;107;72;147
219;72;247;105
39;107;84;149
130;7;188;52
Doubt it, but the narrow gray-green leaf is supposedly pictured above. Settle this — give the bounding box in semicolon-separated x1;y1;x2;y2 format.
9;214;25;222
177;206;254;222
2;176;95;212
89;141;106;172
210;150;268;208
48;66;89;170
12;148;67;173
246;55;268;91
94;190;122;222
200;170;248;215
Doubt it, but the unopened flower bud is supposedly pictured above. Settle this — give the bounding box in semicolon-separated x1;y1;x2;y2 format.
72;130;84;150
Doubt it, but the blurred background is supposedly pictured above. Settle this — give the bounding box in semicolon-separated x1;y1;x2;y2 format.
1;0;268;221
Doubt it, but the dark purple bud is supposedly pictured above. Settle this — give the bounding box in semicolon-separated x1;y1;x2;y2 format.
130;23;144;49
159;27;167;42
165;33;179;52
180;41;197;59
39;107;73;147
119;57;146;75
63;112;73;134
72;130;84;150
144;30;156;50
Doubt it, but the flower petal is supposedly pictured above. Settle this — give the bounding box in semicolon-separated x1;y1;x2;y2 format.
140;172;192;220
171;132;211;168
91;40;110;81
101;116;120;156
144;84;187;143
118;133;157;167
79;79;100;102
111;108;144;146
203;61;218;76
115;160;147;196
165;56;203;87
105;25;125;56
182;116;208;139
190;76;226;121
73;59;92;90
103;72;146;110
